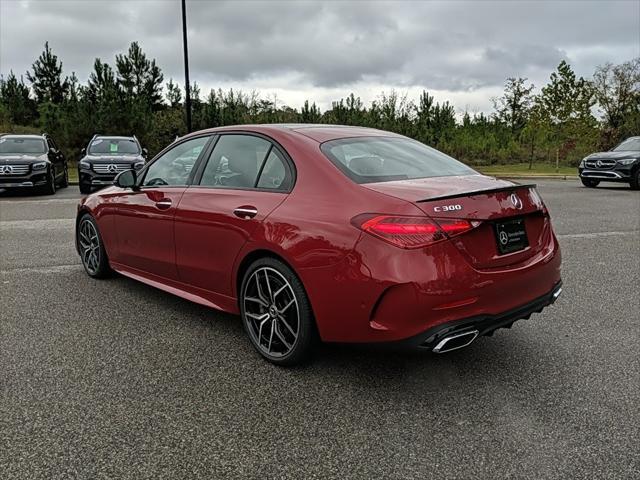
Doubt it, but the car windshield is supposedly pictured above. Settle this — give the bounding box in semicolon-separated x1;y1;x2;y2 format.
321;136;476;184
613;138;640;152
0;137;47;155
89;138;140;155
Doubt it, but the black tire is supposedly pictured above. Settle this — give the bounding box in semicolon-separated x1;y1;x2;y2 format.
59;165;69;188
581;178;600;188
630;169;640;190
41;169;56;195
240;257;316;366
79;181;92;194
77;214;111;278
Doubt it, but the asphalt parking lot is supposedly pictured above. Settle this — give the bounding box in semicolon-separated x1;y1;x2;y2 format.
1;180;639;479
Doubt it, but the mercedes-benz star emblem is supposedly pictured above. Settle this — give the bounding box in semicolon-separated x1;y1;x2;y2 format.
1;165;14;174
107;164;117;173
510;193;523;210
499;231;509;245
596;160;603;168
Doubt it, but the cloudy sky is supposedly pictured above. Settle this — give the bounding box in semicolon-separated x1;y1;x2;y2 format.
1;0;638;113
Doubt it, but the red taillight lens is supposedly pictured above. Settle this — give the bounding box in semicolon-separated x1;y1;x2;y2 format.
355;215;475;249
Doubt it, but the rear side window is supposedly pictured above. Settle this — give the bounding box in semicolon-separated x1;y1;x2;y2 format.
200;134;293;191
321;137;475;184
256;149;292;190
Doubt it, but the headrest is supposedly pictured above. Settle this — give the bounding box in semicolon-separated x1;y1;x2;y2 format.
349;156;383;175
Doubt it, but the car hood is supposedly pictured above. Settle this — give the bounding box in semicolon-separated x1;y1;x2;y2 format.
361;174;515;203
586;151;640;160
0;154;48;164
84;155;144;162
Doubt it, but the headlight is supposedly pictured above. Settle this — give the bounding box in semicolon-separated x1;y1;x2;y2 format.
134;161;145;170
79;161;90;169
31;161;47;170
579;158;586;168
617;158;637;165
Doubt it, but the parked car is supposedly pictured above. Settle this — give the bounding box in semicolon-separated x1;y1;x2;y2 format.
78;135;147;194
578;136;640;189
75;125;562;365
0;133;68;194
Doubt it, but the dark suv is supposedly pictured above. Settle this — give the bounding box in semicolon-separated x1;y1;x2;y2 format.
0;133;68;194
78;135;146;194
579;136;640;190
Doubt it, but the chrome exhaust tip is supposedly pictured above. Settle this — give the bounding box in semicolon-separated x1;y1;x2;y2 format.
432;330;479;354
552;287;563;301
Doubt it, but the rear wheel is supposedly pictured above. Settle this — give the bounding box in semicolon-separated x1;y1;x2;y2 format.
77;214;111;278
240;257;316;366
630;169;640;190
581;178;600;188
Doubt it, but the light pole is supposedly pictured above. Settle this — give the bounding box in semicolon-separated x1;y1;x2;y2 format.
181;0;192;133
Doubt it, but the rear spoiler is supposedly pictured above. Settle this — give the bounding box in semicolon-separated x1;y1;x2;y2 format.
416;183;537;203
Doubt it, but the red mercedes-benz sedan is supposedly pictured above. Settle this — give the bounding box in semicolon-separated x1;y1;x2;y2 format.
76;124;562;365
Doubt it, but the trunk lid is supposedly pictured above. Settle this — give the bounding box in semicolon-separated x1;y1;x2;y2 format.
363;174;551;269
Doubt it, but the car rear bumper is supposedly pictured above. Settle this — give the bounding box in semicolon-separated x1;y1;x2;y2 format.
397;280;562;350
300;225;562;343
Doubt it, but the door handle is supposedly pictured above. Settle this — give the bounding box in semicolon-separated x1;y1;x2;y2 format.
156;199;172;210
234;206;258;219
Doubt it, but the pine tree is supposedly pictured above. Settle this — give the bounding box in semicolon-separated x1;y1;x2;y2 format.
26;42;69;104
0;71;37;124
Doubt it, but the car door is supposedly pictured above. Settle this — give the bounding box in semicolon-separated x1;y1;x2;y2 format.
174;133;294;297
113;135;212;280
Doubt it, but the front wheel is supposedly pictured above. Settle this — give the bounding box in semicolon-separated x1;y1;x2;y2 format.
79;181;92;194
77;214;111;278
581;178;600;188
630;169;640;190
240;258;316;366
59;165;69;188
41;169;56;195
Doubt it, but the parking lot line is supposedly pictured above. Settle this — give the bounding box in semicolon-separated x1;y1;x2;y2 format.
557;230;639;239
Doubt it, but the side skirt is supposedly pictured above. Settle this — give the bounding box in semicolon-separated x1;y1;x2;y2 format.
110;261;240;314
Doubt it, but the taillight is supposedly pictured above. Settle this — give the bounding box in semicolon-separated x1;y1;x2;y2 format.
354;215;476;249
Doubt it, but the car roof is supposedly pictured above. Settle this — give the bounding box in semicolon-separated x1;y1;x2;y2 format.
1;134;45;139
94;135;137;140
188;124;402;143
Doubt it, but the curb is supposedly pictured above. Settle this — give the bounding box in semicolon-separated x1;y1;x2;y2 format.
68;177;578;186
490;175;578;180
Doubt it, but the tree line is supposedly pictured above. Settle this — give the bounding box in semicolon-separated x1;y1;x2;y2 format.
1;41;638;167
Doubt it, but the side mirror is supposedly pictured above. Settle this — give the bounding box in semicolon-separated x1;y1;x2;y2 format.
114;169;138;189
142;148;148;157
80;147;86;155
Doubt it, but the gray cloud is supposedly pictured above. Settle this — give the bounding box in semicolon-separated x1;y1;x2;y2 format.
1;0;638;110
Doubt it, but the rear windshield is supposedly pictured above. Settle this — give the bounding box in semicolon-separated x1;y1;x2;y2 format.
613;138;640;152
0;137;47;155
321;136;475;184
89;138;140;155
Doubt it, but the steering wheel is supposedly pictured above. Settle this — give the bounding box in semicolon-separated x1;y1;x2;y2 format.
145;177;169;187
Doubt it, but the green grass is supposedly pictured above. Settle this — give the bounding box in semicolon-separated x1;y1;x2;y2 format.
68;166;78;183
64;161;574;184
476;163;575;176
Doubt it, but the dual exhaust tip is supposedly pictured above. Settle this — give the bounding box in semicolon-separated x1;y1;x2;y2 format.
432;330;479;354
432;286;563;353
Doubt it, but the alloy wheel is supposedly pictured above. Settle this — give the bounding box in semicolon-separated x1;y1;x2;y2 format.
243;267;300;358
79;219;101;275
